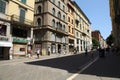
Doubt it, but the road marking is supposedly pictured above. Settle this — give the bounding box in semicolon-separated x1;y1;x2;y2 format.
66;56;99;80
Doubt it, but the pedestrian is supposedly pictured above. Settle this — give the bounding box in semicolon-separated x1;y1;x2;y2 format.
36;49;40;59
58;48;61;55
27;49;32;58
48;47;50;56
91;48;94;58
85;48;88;56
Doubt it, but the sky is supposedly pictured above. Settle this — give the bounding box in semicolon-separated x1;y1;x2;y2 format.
74;0;112;39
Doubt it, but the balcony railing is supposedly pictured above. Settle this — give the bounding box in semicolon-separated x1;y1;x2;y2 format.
11;15;33;25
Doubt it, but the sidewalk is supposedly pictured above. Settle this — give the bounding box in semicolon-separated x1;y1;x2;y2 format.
0;53;73;66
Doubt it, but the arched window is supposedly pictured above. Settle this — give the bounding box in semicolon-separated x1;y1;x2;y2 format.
57;11;61;19
63;5;65;11
52;8;55;16
63;15;65;21
37;18;41;26
38;6;41;13
52;0;55;3
52;19;55;27
58;1;60;8
63;25;65;31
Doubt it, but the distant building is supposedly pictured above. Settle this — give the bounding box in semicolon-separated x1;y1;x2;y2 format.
67;0;75;53
72;1;92;52
92;30;107;48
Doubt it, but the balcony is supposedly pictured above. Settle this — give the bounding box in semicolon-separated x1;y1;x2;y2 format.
0;13;11;21
11;15;34;26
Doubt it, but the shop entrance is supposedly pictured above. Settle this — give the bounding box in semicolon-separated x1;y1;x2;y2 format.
0;47;4;59
58;44;61;53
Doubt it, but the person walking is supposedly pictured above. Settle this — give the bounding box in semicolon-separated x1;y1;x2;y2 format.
36;49;40;59
85;48;88;56
91;48;94;58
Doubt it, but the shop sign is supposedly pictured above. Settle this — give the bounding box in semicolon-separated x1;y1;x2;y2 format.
13;37;27;43
0;36;8;41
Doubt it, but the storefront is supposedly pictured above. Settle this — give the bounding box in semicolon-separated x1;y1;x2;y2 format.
12;37;28;57
0;41;12;60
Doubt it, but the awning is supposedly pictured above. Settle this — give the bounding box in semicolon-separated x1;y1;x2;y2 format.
0;42;12;47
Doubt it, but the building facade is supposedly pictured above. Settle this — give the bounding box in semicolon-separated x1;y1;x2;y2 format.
67;0;75;53
0;0;35;59
92;30;107;49
72;1;92;52
110;0;120;49
34;0;68;55
0;0;12;59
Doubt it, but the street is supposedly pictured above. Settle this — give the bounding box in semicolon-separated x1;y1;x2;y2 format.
0;52;120;80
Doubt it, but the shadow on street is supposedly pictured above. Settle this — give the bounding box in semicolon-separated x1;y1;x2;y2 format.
25;52;120;78
25;53;95;73
81;52;120;78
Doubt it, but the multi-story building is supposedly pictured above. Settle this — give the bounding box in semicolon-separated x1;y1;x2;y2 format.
67;0;75;53
0;0;35;59
92;30;107;48
72;1;91;52
0;0;12;59
34;0;68;55
110;0;120;49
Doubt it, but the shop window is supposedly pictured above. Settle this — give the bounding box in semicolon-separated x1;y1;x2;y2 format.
20;48;25;51
0;24;6;36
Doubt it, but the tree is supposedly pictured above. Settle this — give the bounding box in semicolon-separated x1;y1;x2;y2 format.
106;34;114;46
92;38;100;47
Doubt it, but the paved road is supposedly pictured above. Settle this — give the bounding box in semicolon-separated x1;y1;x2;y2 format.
0;53;97;80
73;51;120;80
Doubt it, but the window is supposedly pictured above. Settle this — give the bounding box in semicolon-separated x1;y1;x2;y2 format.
76;32;78;37
38;6;42;13
52;0;55;3
63;15;65;21
68;17;70;22
19;8;26;23
57;11;61;19
72;19;73;24
77;39;79;44
21;0;26;4
72;28;74;34
58;1;60;8
0;0;6;14
37;18;41;26
57;22;62;30
63;5;65;11
0;24;6;36
63;25;65;31
61;0;64;3
52;19;55;27
52;8;55;15
68;26;70;32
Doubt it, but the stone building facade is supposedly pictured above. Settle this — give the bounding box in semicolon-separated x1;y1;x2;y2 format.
34;0;68;55
72;1;92;52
